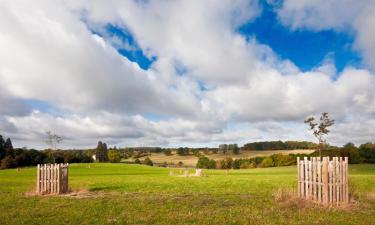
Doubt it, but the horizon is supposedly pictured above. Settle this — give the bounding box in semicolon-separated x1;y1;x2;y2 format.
1;1;375;149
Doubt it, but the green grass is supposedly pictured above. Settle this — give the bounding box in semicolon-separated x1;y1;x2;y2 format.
0;164;374;225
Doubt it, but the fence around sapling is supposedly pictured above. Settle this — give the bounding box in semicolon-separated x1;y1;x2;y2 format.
36;163;69;194
297;157;349;206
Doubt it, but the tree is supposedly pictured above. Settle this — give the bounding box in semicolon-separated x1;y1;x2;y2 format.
304;112;335;157
196;156;210;168
0;135;5;159
95;141;109;162
233;144;240;154
3;137;14;158
108;150;121;163
143;157;153;166
45;131;63;163
45;131;63;150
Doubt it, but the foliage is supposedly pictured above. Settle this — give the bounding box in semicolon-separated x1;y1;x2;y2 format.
143;157;153;166
261;157;274;168
108;150;121;163
176;147;190;156
242;140;317;151
95;141;109;162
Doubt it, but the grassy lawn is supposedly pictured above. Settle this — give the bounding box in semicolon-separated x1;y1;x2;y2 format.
136;149;315;167
0;163;374;225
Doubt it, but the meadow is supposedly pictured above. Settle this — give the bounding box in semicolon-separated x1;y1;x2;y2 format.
0;163;374;225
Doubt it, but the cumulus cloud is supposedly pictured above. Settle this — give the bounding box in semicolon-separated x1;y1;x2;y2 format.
0;0;374;148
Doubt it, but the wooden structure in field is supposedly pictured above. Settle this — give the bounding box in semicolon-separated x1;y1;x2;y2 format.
36;163;69;194
297;157;349;206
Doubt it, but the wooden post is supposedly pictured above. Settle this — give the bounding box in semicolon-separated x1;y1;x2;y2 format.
36;164;40;193
297;157;300;197
57;164;60;194
335;157;339;205
332;157;336;204
312;157;317;201
317;157;322;203
300;159;305;198
344;157;349;203
304;157;308;199
322;157;328;205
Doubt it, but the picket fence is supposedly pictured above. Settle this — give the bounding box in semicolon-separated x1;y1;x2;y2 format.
297;157;349;206
36;163;69;194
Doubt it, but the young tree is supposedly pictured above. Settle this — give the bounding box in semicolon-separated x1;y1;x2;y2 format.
45;131;63;163
304;112;335;157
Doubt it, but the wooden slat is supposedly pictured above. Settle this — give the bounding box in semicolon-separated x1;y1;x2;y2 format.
300;159;305;198
317;158;322;203
297;157;300;198
312;157;316;200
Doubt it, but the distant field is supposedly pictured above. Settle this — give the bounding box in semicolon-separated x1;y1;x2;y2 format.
0;163;374;224
137;149;315;166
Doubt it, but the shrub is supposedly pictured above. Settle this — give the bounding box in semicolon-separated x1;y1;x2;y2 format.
143;157;153;166
0;156;16;169
196;156;210;168
261;157;274;167
134;158;141;164
108;150;121;163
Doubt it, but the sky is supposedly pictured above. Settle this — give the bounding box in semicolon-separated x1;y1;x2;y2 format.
0;0;375;149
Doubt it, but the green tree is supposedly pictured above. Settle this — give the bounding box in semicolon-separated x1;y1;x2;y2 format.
143;157;153;166
108;150;121;163
4;138;14;158
304;112;335;157
0;135;5;160
261;157;274;167
96;141;109;162
196;156;210;168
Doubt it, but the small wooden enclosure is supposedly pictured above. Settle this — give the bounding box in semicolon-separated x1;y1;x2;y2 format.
36;163;69;194
297;157;349;206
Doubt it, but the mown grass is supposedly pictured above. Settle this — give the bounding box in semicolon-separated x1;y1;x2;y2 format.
0;164;374;225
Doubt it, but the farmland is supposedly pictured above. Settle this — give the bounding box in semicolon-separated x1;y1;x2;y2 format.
135;149;315;167
0;163;374;225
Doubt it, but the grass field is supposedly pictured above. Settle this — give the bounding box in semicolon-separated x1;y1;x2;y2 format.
0;163;374;225
136;149;315;166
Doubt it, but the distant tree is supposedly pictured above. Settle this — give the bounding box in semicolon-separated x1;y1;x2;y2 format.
108;150;121;163
232;159;241;169
233;144;240;155
304;112;335;157
196;156;210;168
163;149;172;156
0;135;4;160
134;158;141;164
177;161;184;167
95;141;109;162
143;157;153;166
3;138;14;158
0;156;16;169
261;157;274;168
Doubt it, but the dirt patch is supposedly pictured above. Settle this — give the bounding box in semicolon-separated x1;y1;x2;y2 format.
24;189;106;199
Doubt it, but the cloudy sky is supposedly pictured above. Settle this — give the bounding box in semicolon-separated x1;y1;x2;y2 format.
1;0;375;149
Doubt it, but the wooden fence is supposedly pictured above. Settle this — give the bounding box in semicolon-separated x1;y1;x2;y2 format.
36;163;69;194
297;157;348;206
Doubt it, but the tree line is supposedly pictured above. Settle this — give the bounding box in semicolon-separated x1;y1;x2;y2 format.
196;142;375;169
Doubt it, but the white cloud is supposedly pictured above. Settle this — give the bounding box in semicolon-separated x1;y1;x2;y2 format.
0;0;374;148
